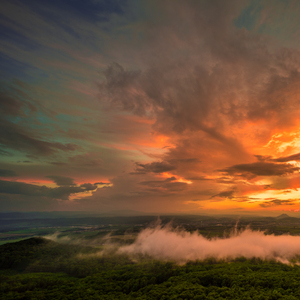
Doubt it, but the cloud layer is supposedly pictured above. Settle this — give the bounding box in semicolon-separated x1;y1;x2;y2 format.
2;0;300;213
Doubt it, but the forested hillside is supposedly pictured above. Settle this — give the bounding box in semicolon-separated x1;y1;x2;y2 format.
1;237;300;299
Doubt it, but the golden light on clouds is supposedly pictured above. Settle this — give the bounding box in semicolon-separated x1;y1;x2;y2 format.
2;0;300;215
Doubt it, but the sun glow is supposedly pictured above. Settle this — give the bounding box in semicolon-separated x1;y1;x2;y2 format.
264;130;300;155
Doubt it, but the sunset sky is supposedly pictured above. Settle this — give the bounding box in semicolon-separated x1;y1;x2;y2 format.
1;0;300;215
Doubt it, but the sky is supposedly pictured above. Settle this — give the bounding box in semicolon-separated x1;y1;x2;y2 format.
1;0;300;215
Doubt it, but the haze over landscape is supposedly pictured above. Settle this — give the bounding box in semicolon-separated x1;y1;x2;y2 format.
2;0;300;216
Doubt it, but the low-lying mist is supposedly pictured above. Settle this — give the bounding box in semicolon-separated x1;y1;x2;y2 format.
118;225;300;263
45;232;112;246
44;224;300;264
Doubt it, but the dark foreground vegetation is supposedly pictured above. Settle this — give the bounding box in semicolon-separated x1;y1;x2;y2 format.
1;237;300;299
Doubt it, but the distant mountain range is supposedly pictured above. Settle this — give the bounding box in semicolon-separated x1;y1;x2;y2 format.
275;213;292;219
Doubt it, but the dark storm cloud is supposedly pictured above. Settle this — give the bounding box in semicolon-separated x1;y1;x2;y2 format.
131;157;200;177
132;161;176;174
254;155;273;162
0;119;78;156
255;153;300;163
0;169;17;177
246;69;300;122
80;183;99;190
0;180;98;200
259;199;295;208
139;177;189;192
140;176;176;186
46;175;76;186
102;59;300;138
96;0;300;187
99;3;300;136
272;152;300;163
100;63;144;115
211;189;235;199
140;182;188;192
219;162;300;178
